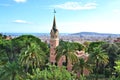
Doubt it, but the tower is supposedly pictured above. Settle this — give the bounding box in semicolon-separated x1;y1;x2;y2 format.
50;13;59;64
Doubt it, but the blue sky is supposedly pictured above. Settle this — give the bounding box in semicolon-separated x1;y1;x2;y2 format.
0;0;120;33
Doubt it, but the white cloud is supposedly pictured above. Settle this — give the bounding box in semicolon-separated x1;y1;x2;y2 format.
52;2;97;10
13;20;32;24
14;0;27;3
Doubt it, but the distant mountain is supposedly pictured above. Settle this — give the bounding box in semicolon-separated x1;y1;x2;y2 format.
71;32;120;37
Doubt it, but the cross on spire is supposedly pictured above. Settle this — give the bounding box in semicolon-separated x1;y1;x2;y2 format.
54;9;56;14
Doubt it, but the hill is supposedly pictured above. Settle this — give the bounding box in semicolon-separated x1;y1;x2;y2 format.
72;32;120;37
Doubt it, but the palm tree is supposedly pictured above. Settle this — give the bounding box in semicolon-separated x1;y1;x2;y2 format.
19;43;46;73
102;43;119;77
105;43;118;68
72;42;85;51
114;60;120;77
0;61;24;80
0;39;21;65
73;58;92;78
56;41;78;71
89;46;109;80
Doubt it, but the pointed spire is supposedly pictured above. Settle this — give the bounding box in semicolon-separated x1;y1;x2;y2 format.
53;15;56;30
52;9;57;31
50;9;59;39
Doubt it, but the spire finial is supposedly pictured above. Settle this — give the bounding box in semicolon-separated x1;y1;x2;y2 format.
54;9;56;14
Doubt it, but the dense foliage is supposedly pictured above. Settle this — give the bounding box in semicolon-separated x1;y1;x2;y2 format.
0;34;120;80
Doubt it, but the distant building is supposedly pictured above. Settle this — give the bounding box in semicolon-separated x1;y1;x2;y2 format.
5;35;12;40
114;38;120;42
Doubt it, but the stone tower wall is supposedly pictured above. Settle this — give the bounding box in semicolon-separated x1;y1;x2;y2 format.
50;39;59;63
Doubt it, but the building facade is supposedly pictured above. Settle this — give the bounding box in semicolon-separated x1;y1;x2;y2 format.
49;14;89;75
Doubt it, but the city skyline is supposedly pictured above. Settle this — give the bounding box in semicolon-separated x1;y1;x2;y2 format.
0;0;120;33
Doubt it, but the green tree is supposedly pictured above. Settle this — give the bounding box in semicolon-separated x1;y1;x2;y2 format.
12;35;41;53
0;61;24;80
26;65;75;80
88;41;105;53
102;43;119;77
72;42;85;51
83;41;90;52
0;40;18;63
0;35;49;79
73;58;92;78
12;35;49;61
0;33;2;38
114;60;120;78
56;41;78;70
89;46;109;80
19;43;46;73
